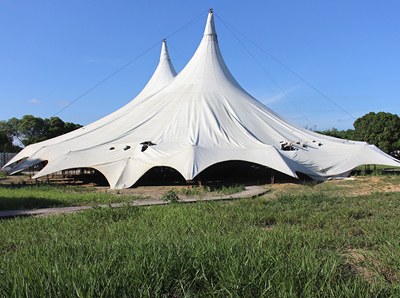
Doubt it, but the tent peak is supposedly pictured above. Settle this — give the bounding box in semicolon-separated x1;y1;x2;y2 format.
204;8;216;36
135;39;176;98
160;38;171;62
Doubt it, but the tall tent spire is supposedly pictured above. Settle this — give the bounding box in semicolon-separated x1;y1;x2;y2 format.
160;39;171;62
204;8;216;36
174;7;243;92
3;39;177;172
4;10;399;189
136;38;177;98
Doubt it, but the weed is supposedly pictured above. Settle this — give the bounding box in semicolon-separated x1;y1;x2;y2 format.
161;189;179;202
179;186;210;196
213;184;245;195
0;185;141;210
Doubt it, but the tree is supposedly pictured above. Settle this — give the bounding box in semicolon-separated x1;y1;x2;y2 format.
316;112;400;156
44;117;81;140
46;117;65;139
0;121;19;152
353;112;400;154
317;127;355;140
4;117;22;144
0;130;12;151
1;115;82;149
18;115;47;145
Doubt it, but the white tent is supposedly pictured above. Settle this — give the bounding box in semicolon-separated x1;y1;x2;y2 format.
4;10;399;189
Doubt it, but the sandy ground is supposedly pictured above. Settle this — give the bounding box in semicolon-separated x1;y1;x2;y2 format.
0;185;268;218
0;174;29;185
266;176;400;198
1;174;400;198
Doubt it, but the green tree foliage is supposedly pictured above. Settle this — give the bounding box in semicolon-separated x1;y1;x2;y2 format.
353;112;400;154
316;128;355;140
0;121;19;152
0;130;12;151
0;115;82;149
318;112;400;155
18;115;47;145
4;117;22;144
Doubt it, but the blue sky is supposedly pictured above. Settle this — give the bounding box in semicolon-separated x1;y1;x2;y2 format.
1;1;399;130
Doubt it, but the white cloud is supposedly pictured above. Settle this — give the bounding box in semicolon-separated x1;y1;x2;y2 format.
261;92;287;105
259;83;304;105
28;98;40;104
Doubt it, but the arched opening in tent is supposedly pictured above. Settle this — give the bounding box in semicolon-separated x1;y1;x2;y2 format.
33;160;48;171
28;160;48;178
75;168;109;186
294;171;314;183
41;167;109;186
4;156;29;173
135;166;187;186
194;160;299;186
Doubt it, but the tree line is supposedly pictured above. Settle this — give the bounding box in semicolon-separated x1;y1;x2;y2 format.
317;112;400;158
0;112;399;159
0;115;81;152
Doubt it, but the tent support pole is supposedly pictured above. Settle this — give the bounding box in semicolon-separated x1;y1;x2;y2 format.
270;168;275;184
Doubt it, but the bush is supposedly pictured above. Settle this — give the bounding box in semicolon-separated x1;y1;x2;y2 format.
161;190;179;202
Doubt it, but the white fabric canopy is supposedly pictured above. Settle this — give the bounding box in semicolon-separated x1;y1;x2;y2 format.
4;10;399;189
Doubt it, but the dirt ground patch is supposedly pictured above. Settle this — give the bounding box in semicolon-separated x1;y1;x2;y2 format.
0;175;30;185
264;176;400;199
342;248;398;285
343;248;380;284
334;176;400;196
1;174;400;199
102;185;194;198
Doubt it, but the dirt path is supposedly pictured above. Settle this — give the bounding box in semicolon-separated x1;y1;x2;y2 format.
0;185;268;219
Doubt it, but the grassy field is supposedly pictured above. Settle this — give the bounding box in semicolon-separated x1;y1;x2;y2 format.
1;176;400;296
0;184;247;211
0;185;142;211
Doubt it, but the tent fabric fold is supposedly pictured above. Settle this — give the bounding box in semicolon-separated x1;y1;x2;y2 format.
3;10;399;189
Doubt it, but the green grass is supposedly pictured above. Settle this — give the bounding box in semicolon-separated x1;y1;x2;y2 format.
162;185;247;202
178;184;246;197
161;189;180;202
1;188;400;296
0;184;247;211
179;186;210;196
0;185;141;210
213;184;246;195
354;164;400;176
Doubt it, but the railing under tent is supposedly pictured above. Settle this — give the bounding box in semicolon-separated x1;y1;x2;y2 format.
1;156;103;186
25;166;107;186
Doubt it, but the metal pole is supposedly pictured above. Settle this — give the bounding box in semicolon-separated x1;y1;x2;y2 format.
271;168;275;184
2;145;6;168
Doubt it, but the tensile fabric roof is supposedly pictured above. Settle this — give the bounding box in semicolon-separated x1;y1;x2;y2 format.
4;10;399;189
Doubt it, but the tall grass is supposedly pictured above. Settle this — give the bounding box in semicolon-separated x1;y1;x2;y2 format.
179;184;246;197
1;190;400;296
0;184;247;211
0;185;140;210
